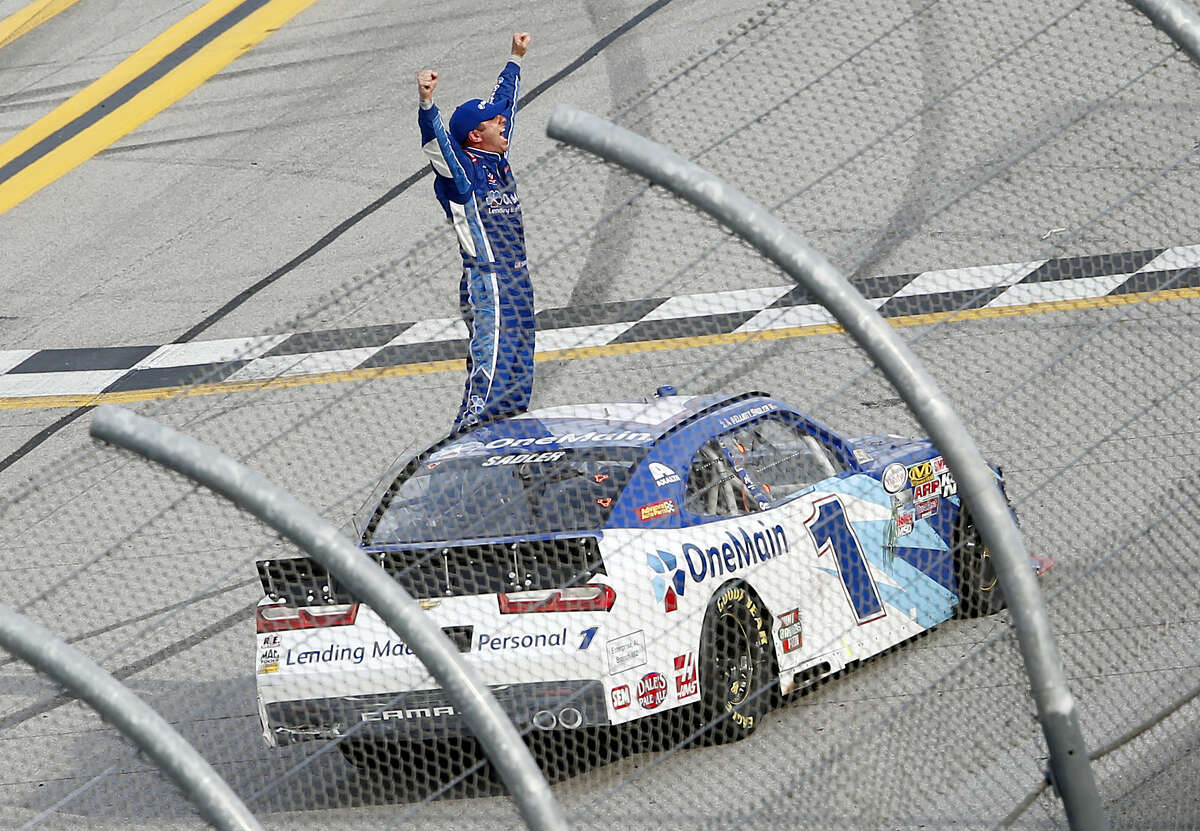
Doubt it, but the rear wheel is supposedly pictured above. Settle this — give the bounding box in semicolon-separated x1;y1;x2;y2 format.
697;581;775;744
954;508;1007;617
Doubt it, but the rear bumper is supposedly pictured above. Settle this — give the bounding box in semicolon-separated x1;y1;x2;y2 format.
263;679;608;745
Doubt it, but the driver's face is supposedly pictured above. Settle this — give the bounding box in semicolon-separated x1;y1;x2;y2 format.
471;114;508;153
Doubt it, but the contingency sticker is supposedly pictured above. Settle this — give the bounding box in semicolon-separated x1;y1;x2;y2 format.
674;653;700;700
778;608;803;653
637;672;668;709
882;463;908;493
607;630;647;673
259;633;281;674
637;498;678;521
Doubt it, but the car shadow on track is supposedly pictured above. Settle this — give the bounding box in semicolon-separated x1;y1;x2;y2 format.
318;721;672;806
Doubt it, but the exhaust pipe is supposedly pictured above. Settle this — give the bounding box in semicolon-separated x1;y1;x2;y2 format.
557;707;583;729
532;710;557;730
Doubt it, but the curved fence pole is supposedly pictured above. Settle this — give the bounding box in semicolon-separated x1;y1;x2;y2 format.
546;105;1107;830
1126;0;1200;67
89;405;568;831
0;603;263;831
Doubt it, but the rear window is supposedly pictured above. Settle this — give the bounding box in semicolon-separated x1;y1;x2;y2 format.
366;447;648;544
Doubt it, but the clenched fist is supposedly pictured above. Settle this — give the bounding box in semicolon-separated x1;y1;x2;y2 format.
417;69;438;102
511;33;530;58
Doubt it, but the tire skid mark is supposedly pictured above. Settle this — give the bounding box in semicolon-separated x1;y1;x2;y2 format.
0;601;255;732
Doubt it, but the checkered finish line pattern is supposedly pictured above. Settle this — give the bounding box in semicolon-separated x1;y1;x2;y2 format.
3;245;1198;404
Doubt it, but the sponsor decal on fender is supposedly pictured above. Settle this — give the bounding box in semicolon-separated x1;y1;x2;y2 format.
674;653;699;699
637;672;668;709
895;507;915;537
611;685;631;710
882;463;908;493
915;496;938;519
913;479;939;501
939;470;958;497
778;609;803;653
909;455;951;488
637;498;678;521
908;460;935;487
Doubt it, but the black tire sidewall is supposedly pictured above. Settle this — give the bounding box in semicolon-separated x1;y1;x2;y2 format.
698;581;774;743
954;506;1006;618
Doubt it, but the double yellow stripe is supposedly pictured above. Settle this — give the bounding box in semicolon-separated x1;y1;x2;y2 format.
0;0;319;215
0;0;81;49
1;286;1196;411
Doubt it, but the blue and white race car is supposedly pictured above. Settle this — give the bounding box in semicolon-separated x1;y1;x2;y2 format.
254;389;1049;756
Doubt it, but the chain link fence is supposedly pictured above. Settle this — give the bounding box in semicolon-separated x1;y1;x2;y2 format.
1;0;1198;828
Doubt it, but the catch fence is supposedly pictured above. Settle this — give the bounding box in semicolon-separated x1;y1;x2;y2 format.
1;0;1198;828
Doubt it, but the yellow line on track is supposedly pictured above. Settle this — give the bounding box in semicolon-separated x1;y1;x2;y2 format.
0;0;80;49
1;286;1196;411
0;0;319;215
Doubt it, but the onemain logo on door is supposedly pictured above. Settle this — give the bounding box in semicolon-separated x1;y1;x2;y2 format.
647;524;789;611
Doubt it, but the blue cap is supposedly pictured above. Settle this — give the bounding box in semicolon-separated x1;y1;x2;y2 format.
449;98;507;144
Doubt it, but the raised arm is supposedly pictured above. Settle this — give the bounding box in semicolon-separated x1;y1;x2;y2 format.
417;68;471;194
491;32;529;142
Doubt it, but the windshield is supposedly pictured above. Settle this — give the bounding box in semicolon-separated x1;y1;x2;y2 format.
367;447;648;544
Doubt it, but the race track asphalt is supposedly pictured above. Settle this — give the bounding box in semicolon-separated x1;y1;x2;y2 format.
1;1;1198;828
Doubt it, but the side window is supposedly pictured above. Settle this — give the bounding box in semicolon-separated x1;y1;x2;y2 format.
724;418;842;502
684;439;758;517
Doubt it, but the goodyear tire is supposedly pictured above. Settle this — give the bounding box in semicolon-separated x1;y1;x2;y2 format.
697;581;775;744
954;507;1007;618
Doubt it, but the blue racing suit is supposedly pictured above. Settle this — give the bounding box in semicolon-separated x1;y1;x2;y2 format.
418;58;534;434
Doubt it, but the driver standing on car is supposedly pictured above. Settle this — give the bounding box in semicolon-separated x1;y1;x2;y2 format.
417;33;534;435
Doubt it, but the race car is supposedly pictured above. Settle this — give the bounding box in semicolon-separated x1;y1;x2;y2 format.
253;388;1049;758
